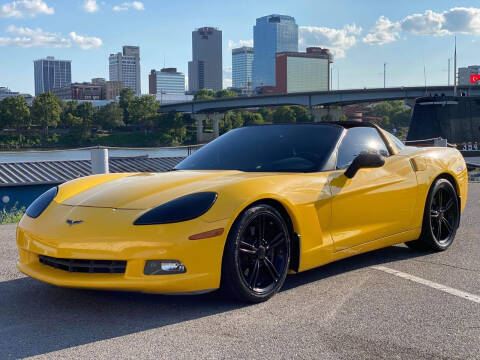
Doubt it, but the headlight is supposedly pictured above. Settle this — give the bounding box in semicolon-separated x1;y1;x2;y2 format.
26;186;58;219
133;192;217;225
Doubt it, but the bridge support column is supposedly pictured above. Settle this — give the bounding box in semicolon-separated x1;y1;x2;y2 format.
210;113;223;138
193;114;207;144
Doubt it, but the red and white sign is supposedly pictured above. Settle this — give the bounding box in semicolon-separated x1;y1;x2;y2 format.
470;74;480;84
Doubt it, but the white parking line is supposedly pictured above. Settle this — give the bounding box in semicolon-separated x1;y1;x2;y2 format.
371;265;480;304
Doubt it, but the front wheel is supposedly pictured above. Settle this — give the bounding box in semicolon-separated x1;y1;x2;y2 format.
406;178;459;251
221;204;291;303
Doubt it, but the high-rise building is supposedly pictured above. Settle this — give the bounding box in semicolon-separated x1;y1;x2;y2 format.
252;15;298;88
109;46;141;95
188;27;222;92
232;47;254;90
149;68;185;95
275;47;333;94
458;65;480;86
33;56;72;95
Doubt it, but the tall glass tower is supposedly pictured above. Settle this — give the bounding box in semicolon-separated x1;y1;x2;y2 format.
34;56;71;96
232;46;254;89
252;15;298;88
109;46;141;95
188;27;223;92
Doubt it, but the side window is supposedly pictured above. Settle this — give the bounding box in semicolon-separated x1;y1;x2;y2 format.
336;127;390;170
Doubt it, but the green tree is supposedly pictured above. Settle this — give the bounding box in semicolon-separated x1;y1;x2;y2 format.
96;102;124;130
272;106;296;123
31;92;61;135
242;111;263;126
258;107;273;123
321;114;334;122
60;101;78;128
215;89;238;98
194;89;215;100
290;105;312;123
371;101;411;130
65;113;85;139
0;96;30;133
119;88;136;126
75;102;97;135
128;95;159;130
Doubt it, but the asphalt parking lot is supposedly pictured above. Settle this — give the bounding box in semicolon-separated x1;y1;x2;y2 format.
1;184;479;360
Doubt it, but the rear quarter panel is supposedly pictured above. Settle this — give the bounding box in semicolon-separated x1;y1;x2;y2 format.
400;146;468;229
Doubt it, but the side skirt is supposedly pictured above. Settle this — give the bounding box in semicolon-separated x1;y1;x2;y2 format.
296;228;421;273
330;228;422;263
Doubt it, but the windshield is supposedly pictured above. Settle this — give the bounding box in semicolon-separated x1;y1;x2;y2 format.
176;124;343;172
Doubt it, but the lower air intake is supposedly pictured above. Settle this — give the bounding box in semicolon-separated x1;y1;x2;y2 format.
38;255;127;274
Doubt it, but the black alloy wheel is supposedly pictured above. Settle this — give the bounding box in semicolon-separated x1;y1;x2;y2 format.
222;204;291;303
406;178;459;251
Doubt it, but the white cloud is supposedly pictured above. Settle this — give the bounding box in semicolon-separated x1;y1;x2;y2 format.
400;10;447;35
113;1;144;11
69;31;102;49
299;24;360;59
223;78;232;89
83;0;99;13
364;7;480;45
0;0;53;18
227;39;253;49
362;16;400;45
443;7;480;35
223;67;232;88
1;25;70;48
0;25;102;49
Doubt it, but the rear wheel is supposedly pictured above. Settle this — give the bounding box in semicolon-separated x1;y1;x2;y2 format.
406;178;459;251
221;204;291;303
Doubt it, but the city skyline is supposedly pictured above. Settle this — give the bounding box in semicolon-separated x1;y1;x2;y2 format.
2;0;480;94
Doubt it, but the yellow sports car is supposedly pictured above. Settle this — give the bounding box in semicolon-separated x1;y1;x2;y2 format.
17;122;468;302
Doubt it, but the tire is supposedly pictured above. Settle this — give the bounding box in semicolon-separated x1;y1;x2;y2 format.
221;204;291;303
406;178;459;251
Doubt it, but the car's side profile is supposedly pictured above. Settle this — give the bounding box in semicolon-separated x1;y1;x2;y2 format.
16;122;468;302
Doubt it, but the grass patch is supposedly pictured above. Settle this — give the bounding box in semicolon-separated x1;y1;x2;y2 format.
0;206;25;224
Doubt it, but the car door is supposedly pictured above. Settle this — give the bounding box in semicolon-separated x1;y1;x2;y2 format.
328;127;418;252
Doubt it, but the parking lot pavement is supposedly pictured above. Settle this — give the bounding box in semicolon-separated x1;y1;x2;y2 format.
0;185;479;360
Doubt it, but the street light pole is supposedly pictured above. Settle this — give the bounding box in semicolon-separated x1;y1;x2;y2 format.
330;67;333;90
454;36;457;96
337;68;340;90
384;62;386;88
448;58;451;86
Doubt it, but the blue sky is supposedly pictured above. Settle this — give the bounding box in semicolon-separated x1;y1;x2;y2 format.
1;0;480;94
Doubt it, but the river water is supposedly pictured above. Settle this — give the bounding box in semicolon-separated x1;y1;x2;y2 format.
0;147;192;163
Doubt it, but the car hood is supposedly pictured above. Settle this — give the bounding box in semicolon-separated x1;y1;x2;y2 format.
59;170;244;210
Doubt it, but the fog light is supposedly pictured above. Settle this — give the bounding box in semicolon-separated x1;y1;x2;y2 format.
144;260;186;275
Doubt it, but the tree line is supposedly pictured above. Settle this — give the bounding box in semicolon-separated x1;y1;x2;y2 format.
0;88;194;148
0;86;410;149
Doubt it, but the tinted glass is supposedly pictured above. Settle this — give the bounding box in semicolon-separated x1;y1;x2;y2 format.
385;131;406;151
336;127;390;169
176;124;343;172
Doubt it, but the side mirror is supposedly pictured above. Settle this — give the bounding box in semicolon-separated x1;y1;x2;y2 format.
344;152;385;179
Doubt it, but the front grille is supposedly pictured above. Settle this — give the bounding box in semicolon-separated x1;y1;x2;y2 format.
38;255;127;274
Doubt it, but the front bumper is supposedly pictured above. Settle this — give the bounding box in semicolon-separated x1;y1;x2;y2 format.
16;204;229;294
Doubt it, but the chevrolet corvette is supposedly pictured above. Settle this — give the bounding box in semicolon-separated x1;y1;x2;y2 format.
16;122;468;302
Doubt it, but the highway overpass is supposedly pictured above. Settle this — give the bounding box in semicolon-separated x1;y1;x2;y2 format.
160;86;480;113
